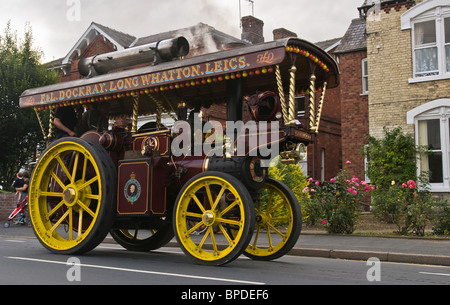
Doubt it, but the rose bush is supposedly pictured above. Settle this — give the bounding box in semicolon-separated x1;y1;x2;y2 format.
303;162;373;234
372;179;436;236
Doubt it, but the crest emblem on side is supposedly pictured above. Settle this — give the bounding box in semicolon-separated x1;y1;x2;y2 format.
124;172;141;204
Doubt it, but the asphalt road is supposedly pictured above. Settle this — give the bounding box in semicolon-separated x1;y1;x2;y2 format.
0;233;449;290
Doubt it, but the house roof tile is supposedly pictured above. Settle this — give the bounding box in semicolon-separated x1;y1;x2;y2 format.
334;17;366;53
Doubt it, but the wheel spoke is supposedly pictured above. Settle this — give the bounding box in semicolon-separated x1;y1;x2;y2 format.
211;184;226;211
198;226;210;249
47;200;65;219
82;154;88;182
68;207;73;240
78;176;99;191
186;221;205;235
265;190;274;212
219;200;238;217
85;194;99;200
48;208;70;235
252;225;261;249
208;227;218;253
268;200;287;214
267;222;287;239
76;199;96;218
191;194;206;213
218;223;234;245
216;217;240;226
55;155;72;182
70;152;80;184
78;210;83;237
185;211;203;219
39;191;63;198
265;225;274;249
205;184;214;208
50;172;66;189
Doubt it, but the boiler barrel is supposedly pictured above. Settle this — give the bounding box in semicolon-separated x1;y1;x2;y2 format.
78;36;189;77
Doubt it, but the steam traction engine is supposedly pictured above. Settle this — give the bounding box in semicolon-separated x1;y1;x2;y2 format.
20;36;339;265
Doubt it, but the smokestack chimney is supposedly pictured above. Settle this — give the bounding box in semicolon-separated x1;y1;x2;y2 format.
241;15;264;44
273;28;297;40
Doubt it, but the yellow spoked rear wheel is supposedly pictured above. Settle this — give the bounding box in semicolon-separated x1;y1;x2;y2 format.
244;178;302;260
29;138;116;254
173;172;254;265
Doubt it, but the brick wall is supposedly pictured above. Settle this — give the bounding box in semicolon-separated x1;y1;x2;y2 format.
339;50;369;179
366;4;450;139
306;85;342;180
0;193;18;220
60;35;117;82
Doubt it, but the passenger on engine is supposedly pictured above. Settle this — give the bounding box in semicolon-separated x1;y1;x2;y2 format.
53;105;83;138
80;102;110;134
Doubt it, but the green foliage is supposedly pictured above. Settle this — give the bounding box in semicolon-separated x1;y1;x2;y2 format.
365;127;419;188
365;128;442;236
0;21;58;189
432;201;450;236
267;159;309;222
303;164;373;234
372;180;437;236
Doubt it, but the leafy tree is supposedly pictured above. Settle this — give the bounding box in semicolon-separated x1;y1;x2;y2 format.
0;21;58;189
365;127;420;188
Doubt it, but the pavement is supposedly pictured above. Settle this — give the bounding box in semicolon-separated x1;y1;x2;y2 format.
1;224;449;267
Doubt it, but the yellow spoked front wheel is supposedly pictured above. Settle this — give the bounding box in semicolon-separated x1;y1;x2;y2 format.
29;138;116;254
173;172;255;265
245;178;302;260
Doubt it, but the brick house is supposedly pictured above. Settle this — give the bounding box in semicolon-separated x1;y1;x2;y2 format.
358;0;450;195
333;17;368;181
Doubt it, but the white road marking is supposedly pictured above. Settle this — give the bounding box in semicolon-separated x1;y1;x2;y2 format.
7;256;265;285
5;239;26;243
419;272;450;277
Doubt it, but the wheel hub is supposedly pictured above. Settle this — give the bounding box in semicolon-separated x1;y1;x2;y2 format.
202;211;215;226
255;212;270;225
63;187;77;206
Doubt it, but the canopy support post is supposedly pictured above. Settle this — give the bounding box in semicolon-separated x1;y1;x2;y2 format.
312;82;327;134
132;95;139;134
275;65;288;124
34;108;48;141
47;109;55;140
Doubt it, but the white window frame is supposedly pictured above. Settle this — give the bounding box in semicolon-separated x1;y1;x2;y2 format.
401;0;450;83
407;99;450;192
362;58;369;95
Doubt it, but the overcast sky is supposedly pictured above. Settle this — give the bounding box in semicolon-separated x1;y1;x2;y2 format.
0;0;363;63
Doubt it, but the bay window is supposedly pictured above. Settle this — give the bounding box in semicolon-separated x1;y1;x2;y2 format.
407;100;450;192
402;1;450;82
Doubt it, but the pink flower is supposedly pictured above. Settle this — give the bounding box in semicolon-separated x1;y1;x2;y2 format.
302;187;308;194
347;188;353;192
365;186;370;192
330;178;335;183
322;220;326;225
352;190;357;195
345;160;352;164
315;181;320;185
402;183;407;188
407;180;416;189
308;178;313;182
